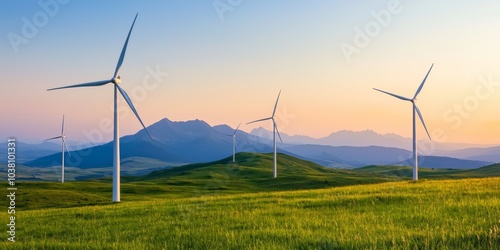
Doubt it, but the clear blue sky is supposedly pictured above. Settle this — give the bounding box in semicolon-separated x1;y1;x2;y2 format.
1;0;500;145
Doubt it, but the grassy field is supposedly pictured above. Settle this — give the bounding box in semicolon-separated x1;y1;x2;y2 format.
9;153;395;210
4;153;499;248
4;177;500;249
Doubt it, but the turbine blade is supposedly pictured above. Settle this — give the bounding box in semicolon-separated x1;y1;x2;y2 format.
415;105;431;140
272;90;281;117
373;88;411;101
233;123;241;136
116;84;153;140
113;13;138;78
61;115;65;135
44;136;62;141
47;79;111;91
247;117;272;125
274;119;283;143
62;138;71;157
413;63;434;99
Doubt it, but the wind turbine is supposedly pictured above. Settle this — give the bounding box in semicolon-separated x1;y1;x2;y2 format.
45;115;70;183
224;123;241;162
47;13;152;202
247;90;283;178
373;63;434;181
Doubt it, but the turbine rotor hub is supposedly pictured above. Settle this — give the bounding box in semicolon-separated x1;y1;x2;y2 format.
112;76;121;84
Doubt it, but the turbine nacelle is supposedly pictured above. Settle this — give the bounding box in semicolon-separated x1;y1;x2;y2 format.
112;76;122;85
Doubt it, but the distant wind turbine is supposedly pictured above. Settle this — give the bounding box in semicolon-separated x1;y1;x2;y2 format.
45;115;70;183
47;13;152;202
223;123;241;162
373;63;434;181
247;90;283;178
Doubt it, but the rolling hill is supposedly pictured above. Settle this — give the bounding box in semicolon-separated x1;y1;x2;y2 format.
132;152;395;191
356;163;500;179
398;155;492;169
14;153;395;210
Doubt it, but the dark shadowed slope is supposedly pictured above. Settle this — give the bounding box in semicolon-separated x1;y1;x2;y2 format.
356;163;500;179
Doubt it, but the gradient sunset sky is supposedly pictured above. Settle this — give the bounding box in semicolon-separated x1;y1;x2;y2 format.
1;1;499;145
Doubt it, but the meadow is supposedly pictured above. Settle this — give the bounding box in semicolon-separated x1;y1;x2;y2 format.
4;177;500;249
10;153;395;210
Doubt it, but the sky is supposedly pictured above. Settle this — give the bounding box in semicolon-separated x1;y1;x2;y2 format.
1;0;499;145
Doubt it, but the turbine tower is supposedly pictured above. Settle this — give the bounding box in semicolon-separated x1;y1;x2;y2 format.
224;123;241;162
47;13;152;202
45;115;70;183
373;63;434;180
247;90;283;178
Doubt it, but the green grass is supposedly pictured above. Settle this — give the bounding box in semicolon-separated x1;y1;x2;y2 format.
134;152;394;190
9;154;500;211
5;153;500;248
4;178;500;249
11;153;394;210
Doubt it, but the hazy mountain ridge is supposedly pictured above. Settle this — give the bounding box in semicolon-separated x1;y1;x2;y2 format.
0;141;59;163
25;117;499;170
251;127;495;151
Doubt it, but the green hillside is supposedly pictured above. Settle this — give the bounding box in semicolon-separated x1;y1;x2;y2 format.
133;152;393;190
5;178;500;249
464;163;500;176
12;153;393;210
356;163;500;179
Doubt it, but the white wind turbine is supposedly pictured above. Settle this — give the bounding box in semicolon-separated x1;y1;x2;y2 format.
45;115;70;183
225;123;241;162
373;63;434;181
247;90;283;178
47;13;152;202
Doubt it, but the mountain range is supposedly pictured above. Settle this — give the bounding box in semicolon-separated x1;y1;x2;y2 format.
28;118;273;168
250;127;496;151
24;117;499;170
